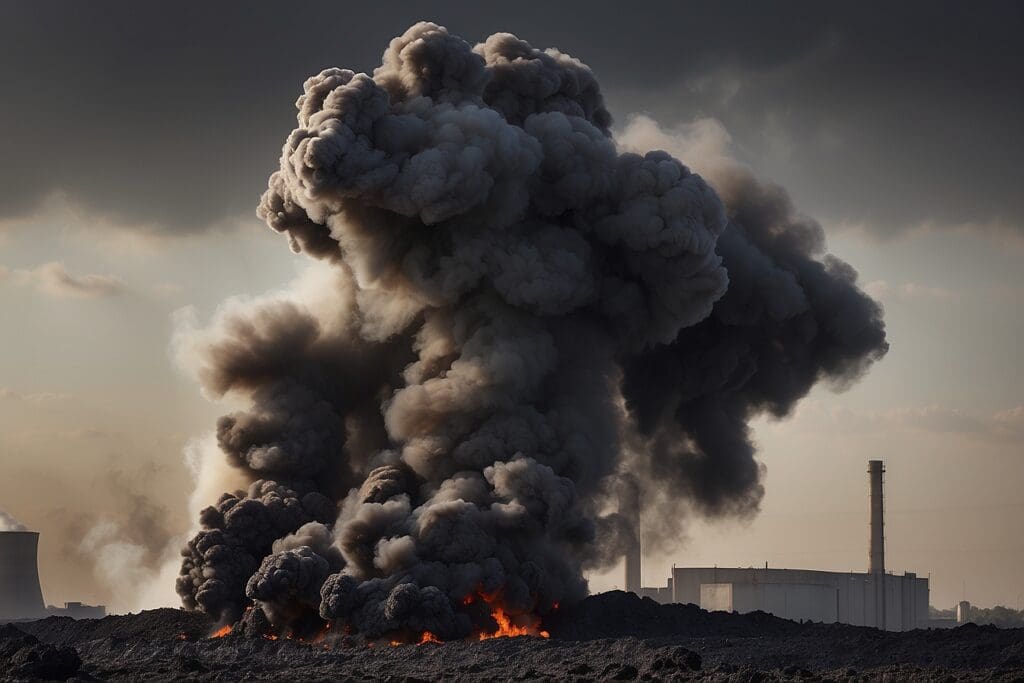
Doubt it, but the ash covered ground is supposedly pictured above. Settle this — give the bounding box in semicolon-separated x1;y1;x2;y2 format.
4;592;1023;681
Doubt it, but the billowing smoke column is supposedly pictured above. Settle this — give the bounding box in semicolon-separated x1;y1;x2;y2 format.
176;22;887;640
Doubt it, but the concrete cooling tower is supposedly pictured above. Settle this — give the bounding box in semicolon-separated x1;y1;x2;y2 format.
0;531;47;621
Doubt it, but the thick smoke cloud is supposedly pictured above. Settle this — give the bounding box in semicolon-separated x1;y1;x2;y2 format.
621;166;888;521
176;22;887;637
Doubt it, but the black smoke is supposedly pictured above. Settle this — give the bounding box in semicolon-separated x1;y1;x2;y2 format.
176;22;887;638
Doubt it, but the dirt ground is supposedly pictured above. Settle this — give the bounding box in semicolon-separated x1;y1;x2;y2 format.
4;592;1023;681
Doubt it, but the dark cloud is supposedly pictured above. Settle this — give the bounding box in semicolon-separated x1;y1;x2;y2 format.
0;2;1020;236
169;22;886;640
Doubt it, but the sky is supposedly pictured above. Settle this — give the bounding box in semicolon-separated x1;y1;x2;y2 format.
1;1;1022;613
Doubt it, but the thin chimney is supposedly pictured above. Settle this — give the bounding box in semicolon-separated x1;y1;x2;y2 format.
620;478;641;595
868;460;886;629
868;460;885;574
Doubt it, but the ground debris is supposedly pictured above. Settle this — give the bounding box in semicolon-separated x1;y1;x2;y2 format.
7;592;1023;681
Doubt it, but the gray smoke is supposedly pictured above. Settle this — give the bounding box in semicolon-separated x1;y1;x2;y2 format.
176;22;887;638
0;509;27;532
621;164;888;532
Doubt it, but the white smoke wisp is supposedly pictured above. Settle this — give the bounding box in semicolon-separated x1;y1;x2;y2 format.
0;509;28;532
80;521;156;614
169;22;887;641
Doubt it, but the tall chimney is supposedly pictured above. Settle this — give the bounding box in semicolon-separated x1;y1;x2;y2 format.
620;478;641;595
868;460;885;574
868;460;886;629
0;531;47;621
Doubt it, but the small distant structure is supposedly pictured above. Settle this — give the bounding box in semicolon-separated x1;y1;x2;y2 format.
49;602;107;620
0;529;105;623
627;460;936;631
956;600;972;624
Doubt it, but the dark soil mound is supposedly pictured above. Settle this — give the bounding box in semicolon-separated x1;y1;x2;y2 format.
0;624;81;681
10;593;1024;681
17;607;214;646
547;590;801;639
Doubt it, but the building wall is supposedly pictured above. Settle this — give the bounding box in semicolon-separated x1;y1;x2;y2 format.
637;585;673;603
667;567;929;631
700;583;734;612
700;581;838;623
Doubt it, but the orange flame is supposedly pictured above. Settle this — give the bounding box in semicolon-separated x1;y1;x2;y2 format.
419;631;441;644
210;625;232;638
477;603;550;640
388;591;556;645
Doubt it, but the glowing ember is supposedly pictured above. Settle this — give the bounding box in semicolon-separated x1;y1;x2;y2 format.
419;631;441;644
210;625;232;638
308;622;332;644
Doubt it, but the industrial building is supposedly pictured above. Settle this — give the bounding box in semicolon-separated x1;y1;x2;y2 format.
627;460;932;631
0;528;106;623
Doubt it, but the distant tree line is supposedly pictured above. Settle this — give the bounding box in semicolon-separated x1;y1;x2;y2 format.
931;605;1024;628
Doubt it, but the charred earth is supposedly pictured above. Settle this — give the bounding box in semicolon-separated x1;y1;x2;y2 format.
4;592;1022;681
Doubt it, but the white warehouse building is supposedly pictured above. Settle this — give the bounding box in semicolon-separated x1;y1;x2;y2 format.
628;461;931;631
662;566;928;630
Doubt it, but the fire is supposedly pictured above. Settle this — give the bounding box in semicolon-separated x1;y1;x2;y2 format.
419;631;441;644
477;603;550;640
210;625;232;638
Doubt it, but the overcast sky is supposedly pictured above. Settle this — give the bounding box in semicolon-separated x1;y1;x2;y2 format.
1;1;1022;612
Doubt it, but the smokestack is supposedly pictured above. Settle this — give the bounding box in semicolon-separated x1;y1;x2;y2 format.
868;460;885;574
868;460;886;629
0;531;47;621
620;478;641;595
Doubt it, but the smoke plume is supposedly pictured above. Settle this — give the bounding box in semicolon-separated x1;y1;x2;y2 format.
175;22;887;638
0;510;27;532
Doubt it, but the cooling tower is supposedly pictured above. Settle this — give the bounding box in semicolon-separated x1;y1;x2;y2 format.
0;531;47;621
620;478;642;594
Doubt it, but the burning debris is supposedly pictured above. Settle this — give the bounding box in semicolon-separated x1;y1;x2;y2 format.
174;21;887;643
